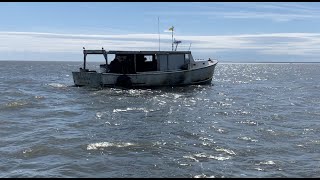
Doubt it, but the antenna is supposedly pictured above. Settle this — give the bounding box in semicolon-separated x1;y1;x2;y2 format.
172;27;174;51
158;17;160;51
188;43;192;51
174;39;182;51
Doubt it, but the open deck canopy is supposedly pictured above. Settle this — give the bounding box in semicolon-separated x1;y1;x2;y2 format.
83;49;191;55
82;49;193;73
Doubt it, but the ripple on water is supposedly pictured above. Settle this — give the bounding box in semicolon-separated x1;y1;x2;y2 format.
1;62;320;177
5;101;29;108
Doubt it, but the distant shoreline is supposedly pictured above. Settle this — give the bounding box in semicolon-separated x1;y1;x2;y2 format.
219;62;320;64
0;60;320;64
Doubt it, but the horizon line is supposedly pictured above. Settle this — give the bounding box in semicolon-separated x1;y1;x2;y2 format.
1;59;320;64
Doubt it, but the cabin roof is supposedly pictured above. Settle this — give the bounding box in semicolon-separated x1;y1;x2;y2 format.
107;50;191;55
83;49;191;55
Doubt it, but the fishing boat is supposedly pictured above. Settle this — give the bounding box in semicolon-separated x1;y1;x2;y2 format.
72;26;218;88
72;48;218;88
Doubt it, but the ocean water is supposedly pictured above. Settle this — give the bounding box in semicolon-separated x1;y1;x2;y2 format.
0;61;319;178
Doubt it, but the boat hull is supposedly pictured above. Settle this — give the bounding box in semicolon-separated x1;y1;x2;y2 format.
72;61;217;88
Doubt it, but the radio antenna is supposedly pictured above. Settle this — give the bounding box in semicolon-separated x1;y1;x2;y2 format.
158;17;160;51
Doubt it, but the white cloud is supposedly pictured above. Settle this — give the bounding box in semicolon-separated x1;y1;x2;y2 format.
148;3;320;22
163;30;174;33
1;31;320;61
217;12;316;22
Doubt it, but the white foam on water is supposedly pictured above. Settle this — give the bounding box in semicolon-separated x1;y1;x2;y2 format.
5;101;28;107
34;95;45;99
194;174;215;178
182;155;199;162
87;142;135;150
238;136;258;142
215;147;236;155
113;107;149;113
183;153;231;162
47;83;67;88
260;160;276;165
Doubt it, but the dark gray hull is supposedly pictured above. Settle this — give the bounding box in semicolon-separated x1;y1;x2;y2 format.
72;61;217;88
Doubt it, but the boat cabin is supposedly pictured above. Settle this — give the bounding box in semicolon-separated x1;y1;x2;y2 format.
82;49;194;74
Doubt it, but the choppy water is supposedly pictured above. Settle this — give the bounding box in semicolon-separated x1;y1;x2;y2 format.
0;61;319;178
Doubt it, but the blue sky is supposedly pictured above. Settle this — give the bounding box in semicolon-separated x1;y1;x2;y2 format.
1;2;320;62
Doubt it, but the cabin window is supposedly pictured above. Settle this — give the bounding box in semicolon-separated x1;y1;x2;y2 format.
107;54;115;64
144;55;153;62
108;54;135;74
185;54;190;61
85;54;107;72
135;54;157;72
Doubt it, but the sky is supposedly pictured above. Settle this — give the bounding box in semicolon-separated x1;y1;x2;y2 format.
1;2;320;62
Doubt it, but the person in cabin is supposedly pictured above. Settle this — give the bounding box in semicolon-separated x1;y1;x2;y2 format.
121;56;128;74
110;56;121;73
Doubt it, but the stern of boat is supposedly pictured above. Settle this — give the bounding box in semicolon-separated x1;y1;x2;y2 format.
72;69;102;87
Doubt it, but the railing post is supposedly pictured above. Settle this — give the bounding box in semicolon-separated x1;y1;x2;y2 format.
134;54;136;73
84;54;87;70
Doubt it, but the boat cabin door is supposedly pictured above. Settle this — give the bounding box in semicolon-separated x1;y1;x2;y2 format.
157;54;168;71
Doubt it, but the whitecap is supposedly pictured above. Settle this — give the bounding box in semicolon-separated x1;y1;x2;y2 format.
255;167;263;171
260;160;275;165
95;112;103;119
215;147;236;155
182;155;199;162
5;101;28;107
194;174;215;178
173;94;182;99
87;142;135;150
184;153;231;162
47;83;67;88
238;136;258;142
34;95;45;99
208;155;231;161
113;107;149;113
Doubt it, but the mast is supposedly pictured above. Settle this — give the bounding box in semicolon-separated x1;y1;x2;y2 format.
169;26;174;51
171;27;174;51
188;43;192;50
